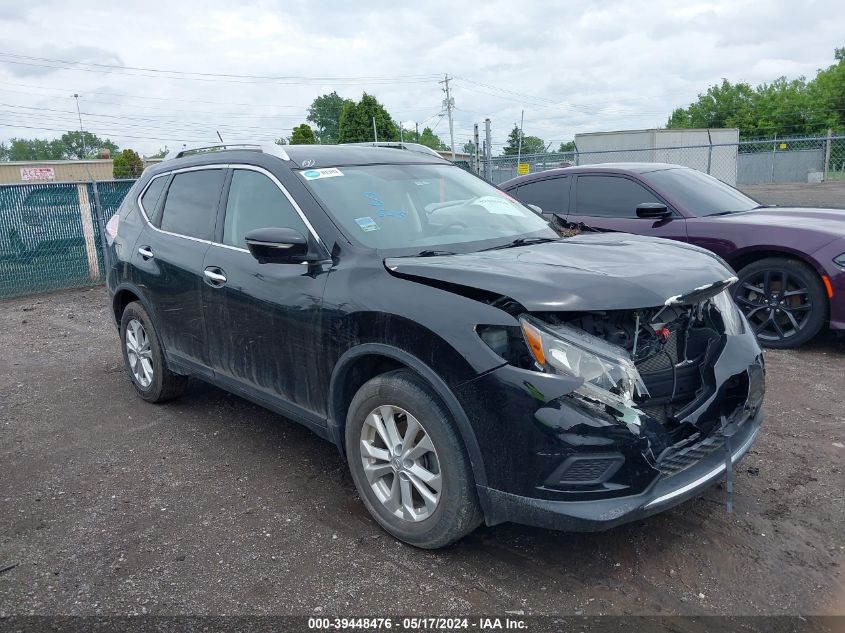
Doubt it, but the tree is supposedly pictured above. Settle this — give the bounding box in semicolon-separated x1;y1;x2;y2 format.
7;137;65;160
112;149;144;178
337;93;398;143
558;141;576;152
274;137;288;145
0;142;7;161
502;125;545;155
666;49;845;138
60;131;119;159
290;123;316;145
417;126;449;151
149;147;169;159
306;92;352;144
462;141;477;155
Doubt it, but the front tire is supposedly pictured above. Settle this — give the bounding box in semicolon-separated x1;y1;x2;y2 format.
345;369;483;549
119;301;187;403
733;257;827;349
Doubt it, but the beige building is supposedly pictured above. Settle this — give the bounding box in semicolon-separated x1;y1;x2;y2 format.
0;159;117;184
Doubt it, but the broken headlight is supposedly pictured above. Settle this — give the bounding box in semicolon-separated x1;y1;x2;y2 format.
519;315;648;417
711;289;745;335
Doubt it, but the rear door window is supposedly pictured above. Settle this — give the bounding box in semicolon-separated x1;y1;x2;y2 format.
575;175;661;218
159;170;225;240
140;177;168;221
513;177;569;214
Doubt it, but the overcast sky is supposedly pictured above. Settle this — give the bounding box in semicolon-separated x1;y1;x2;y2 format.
1;0;843;156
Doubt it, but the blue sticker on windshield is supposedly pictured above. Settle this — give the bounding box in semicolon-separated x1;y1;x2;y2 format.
354;216;380;232
363;191;407;219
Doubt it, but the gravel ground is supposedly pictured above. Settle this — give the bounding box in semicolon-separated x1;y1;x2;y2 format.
0;287;843;618
741;181;845;208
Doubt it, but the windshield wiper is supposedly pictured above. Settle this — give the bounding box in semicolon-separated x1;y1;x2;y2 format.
414;249;457;257
481;236;561;251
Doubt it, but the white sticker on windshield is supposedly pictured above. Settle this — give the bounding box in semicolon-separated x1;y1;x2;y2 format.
473;195;524;216
300;167;343;180
354;216;380;232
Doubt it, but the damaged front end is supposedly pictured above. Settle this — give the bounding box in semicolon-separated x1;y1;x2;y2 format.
476;278;765;504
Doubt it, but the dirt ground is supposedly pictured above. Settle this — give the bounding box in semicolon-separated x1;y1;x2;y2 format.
0;286;843;618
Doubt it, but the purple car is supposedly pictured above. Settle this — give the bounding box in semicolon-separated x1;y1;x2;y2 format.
502;164;845;348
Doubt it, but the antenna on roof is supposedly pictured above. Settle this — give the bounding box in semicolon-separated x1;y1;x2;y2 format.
216;131;224;143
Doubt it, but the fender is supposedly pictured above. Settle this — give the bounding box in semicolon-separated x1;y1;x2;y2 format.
111;280;158;327
327;342;488;488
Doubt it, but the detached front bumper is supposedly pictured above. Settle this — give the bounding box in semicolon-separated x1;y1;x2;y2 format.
476;408;762;531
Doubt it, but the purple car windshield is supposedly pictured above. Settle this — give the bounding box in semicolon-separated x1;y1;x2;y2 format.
646;168;760;217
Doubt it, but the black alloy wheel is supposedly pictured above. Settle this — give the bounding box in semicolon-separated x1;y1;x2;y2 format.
734;258;827;349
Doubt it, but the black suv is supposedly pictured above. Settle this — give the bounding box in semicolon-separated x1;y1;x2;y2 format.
105;143;765;548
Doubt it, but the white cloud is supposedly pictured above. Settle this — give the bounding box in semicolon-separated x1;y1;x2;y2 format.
0;0;842;155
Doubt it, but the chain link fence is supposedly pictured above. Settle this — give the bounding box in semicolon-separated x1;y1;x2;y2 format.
482;133;845;186
0;179;133;299
1;134;844;300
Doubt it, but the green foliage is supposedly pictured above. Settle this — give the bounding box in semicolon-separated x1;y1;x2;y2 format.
149;147;169;159
307;92;352;144
667;47;845;138
7;137;66;160
558;141;576;152
290;123;316;145
274;137;288;145
60;131;119;159
337;93;398;143
417;126;449;151
0;142;7;160
112;149;144;179
502;125;545;155
462;141;477;155
2;131;120;161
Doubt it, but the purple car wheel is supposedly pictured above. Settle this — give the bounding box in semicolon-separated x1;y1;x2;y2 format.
734;258;827;349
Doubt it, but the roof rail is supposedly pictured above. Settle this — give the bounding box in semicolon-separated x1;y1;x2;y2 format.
164;143;290;161
340;141;443;159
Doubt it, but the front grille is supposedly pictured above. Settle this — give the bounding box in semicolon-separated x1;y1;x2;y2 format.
655;433;726;476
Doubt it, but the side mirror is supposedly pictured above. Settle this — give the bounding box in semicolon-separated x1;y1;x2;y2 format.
244;227;309;264
526;203;543;216
636;203;671;219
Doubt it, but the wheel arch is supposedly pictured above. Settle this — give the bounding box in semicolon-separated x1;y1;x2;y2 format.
727;246;827;280
111;283;157;330
327;343;488;488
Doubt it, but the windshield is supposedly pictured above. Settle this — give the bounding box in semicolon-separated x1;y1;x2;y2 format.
299;164;554;251
645;168;760;216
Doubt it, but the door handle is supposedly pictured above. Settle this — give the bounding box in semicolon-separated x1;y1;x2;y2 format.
203;268;227;286
138;246;154;260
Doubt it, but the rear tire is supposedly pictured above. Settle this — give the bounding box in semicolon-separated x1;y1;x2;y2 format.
119;301;187;403
345;369;483;549
733;257;827;349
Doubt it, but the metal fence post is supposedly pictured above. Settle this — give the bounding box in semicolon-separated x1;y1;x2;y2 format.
484;118;493;182
770;137;777;183
824;128;832;181
90;180;110;276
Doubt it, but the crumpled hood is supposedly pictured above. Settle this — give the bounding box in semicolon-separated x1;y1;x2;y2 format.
385;233;735;311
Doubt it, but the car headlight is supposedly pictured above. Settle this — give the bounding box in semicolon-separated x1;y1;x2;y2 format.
711;289;745;334
519;315;648;420
834;252;845;268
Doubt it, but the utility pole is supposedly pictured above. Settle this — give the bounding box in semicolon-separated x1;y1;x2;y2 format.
440;74;456;160
484;118;492;181
399;121;404;143
73;93;86;159
473;123;480;175
372;116;378;143
415;122;420;142
516;109;524;167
